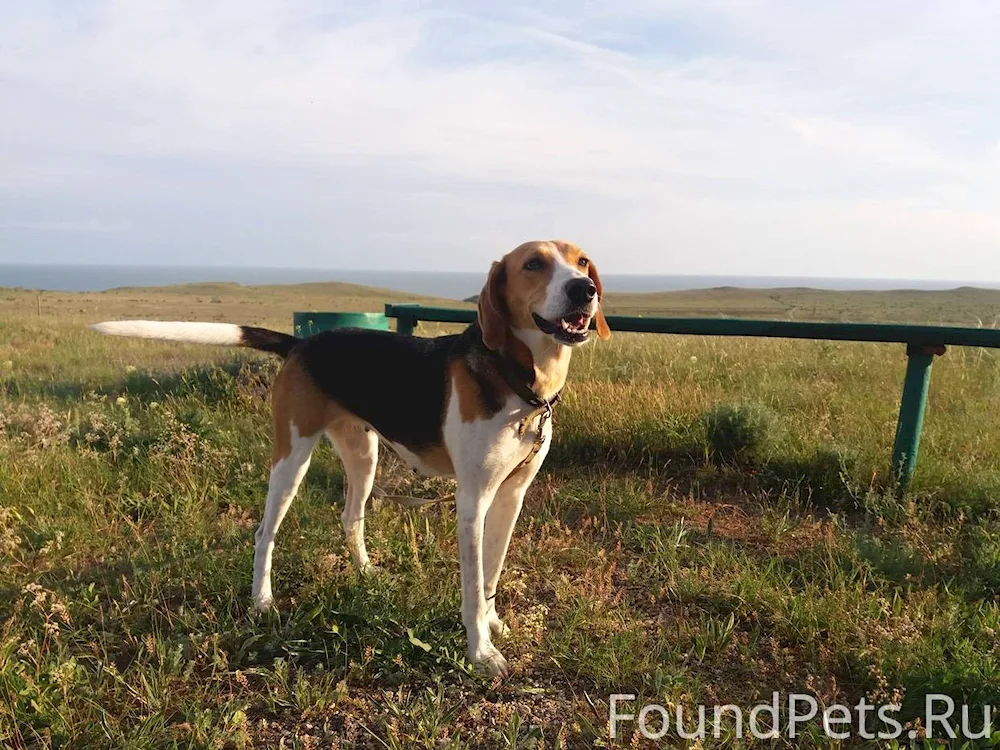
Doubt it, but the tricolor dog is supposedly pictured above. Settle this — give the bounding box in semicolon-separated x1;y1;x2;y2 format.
92;240;611;676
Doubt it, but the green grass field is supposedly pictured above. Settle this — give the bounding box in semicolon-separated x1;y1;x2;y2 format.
3;281;1000;748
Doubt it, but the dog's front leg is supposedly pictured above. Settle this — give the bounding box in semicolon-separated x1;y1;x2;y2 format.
482;433;549;640
455;482;508;677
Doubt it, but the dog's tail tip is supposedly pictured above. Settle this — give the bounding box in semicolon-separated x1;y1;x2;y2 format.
89;320;299;357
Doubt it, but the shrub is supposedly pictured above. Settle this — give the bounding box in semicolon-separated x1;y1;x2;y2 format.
703;402;777;464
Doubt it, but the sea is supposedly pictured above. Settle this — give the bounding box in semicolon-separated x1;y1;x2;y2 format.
1;264;997;300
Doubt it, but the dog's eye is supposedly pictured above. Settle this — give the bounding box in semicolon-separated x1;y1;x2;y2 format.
577;258;589;268
523;257;544;271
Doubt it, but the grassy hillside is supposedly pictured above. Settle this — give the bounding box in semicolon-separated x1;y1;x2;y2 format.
2;281;1000;747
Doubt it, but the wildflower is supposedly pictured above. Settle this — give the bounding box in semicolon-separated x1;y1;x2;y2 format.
115;396;127;406
0;506;21;555
39;531;64;556
51;658;79;688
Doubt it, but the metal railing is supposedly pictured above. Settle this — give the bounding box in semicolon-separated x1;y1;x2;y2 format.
299;303;1000;490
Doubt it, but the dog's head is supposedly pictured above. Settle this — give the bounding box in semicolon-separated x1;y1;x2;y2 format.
477;240;611;350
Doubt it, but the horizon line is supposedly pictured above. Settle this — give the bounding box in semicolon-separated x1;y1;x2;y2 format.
4;260;1000;286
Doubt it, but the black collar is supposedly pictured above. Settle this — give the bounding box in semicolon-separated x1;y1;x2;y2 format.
488;347;561;410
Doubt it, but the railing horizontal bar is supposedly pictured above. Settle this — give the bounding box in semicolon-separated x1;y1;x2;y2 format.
386;305;475;324
382;304;1000;349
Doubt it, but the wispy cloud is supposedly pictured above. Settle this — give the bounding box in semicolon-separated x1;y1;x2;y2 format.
1;0;998;279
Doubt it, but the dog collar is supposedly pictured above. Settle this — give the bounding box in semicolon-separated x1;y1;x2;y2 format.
488;348;561;411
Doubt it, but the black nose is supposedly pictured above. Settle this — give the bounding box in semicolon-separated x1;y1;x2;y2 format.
566;277;597;306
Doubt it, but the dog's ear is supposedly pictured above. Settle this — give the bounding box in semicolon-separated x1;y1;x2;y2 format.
478;260;508;350
587;260;611;340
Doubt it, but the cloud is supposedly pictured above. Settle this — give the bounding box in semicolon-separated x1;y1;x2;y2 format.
1;0;999;279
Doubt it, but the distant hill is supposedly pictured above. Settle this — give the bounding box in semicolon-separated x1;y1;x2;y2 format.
6;278;998;330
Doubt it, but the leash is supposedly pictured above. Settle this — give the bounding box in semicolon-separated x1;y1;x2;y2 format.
512;398;554;473
371;484;454;508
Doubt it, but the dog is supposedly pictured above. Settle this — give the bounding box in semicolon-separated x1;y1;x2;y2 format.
92;240;611;676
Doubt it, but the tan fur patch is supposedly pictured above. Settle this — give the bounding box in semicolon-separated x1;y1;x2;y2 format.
501;241;557;330
451;360;488;423
508;335;570;400
553;240;586;268
270;355;337;465
412;443;454;475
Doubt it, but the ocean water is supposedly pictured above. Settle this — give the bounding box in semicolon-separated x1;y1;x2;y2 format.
1;264;997;300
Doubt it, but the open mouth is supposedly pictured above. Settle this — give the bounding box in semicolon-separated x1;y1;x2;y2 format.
532;311;591;344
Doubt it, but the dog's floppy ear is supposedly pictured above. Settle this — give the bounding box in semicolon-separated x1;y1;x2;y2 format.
478;260;508;350
587;260;611;340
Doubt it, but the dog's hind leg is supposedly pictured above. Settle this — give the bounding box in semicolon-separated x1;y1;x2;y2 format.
327;419;379;574
252;424;320;609
252;359;327;610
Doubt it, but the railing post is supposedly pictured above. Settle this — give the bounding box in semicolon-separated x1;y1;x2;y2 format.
396;316;416;335
384;304;418;335
891;343;945;491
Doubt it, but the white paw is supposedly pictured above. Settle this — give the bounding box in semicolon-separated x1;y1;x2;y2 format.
358;561;381;577
488;614;510;640
470;645;510;678
252;592;274;612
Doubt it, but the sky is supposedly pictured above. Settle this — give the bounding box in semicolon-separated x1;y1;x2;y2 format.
1;0;999;280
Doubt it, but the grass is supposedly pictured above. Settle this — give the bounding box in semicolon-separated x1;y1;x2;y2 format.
3;281;1000;747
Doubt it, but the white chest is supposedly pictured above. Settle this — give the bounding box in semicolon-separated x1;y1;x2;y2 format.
443;392;553;482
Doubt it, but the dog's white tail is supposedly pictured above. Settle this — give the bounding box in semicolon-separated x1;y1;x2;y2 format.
91;321;243;346
90;320;300;357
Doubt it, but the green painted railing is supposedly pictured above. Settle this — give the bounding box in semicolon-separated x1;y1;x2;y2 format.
299;303;1000;491
293;311;390;336
384;304;1000;348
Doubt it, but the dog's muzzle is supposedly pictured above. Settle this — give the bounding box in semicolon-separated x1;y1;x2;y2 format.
532;311;592;344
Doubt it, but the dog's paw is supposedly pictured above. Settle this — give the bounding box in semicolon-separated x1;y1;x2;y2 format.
470;645;510;678
252;592;275;612
487;614;510;640
358;561;381;577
